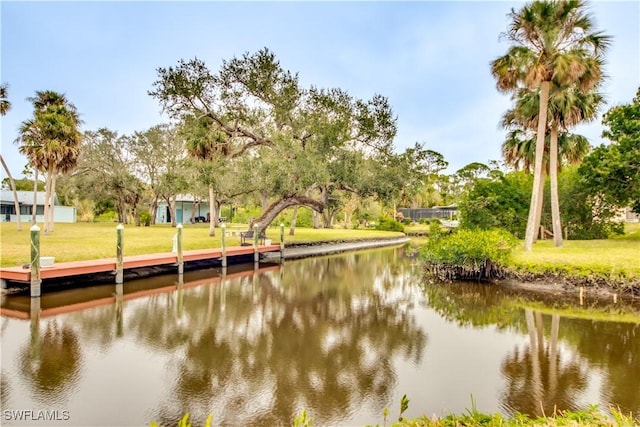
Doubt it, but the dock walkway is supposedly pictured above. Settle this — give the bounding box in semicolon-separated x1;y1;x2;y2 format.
0;244;281;285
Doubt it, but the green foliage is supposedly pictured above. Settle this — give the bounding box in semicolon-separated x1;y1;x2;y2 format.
150;413;212;427
460;168;624;240
274;206;314;228
293;409;313;427
139;210;152;226
375;216;405;232
420;229;517;281
458;171;531;238
579;88;640;214
398;394;410;422
1;177;44;191
557;167;623;239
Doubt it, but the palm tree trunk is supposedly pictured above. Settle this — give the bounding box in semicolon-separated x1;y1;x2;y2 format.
208;185;215;237
43;167;53;234
533;173;545;242
524;80;551;251
549;124;563;247
49;173;57;232
0;155;22;231
32;169;38;225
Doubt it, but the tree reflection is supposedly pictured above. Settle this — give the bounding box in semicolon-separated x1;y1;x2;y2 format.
423;281;638;418
18;319;83;404
500;310;587;416
128;250;428;426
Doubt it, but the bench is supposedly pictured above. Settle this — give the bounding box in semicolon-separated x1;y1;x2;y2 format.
240;230;266;246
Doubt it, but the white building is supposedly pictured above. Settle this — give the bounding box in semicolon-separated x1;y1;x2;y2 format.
156;195;210;224
0;191;76;223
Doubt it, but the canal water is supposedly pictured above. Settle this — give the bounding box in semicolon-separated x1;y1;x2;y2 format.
1;246;639;426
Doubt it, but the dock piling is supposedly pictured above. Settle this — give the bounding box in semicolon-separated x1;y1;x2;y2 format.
116;224;124;284
30;224;41;297
177;223;183;274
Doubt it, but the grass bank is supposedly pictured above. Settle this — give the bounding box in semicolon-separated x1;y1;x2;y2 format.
508;223;640;291
0;222;404;267
408;222;639;292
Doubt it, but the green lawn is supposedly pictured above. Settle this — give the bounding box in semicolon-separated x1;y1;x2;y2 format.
511;222;640;279
0;222;404;267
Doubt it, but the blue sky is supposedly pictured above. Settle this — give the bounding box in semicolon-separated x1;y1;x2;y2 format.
1;1;638;180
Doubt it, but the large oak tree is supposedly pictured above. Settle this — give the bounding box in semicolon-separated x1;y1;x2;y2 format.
150;48;397;233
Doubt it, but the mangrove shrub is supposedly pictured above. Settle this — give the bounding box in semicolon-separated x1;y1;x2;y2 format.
420;228;517;281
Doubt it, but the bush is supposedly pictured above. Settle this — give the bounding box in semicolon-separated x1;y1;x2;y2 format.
375;216;405;232
420;229;517;281
139;211;152;226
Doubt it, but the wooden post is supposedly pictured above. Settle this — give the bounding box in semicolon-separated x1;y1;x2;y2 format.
116;224;124;284
177;223;183;274
221;223;227;268
253;223;259;264
280;222;285;259
30;224;41;297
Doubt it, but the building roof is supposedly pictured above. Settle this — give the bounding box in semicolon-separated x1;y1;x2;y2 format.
0;191;58;206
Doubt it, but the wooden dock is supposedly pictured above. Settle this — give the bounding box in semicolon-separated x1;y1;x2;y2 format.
0;264;280;320
0;244;281;285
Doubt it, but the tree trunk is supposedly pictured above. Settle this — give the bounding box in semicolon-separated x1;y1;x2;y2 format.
312;210;320;229
0;155;22;231
49;173;57;232
190;199;199;224
150;197;158;225
118;196;127;224
208;185;216;237
549;124;563;247
166;195;177;227
289;205;298;236
250;195;324;234
524;80;551;251
32;169;38;225
43;166;54;234
533;172;545;243
260;190;269;212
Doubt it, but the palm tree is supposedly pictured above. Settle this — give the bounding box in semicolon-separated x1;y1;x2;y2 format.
15;91;82;233
502;85;602;245
0;83;22;231
491;0;610;251
180;115;230;236
0;83;10;115
547;86;604;246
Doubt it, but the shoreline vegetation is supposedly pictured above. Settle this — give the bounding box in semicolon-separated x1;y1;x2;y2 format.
156;401;639;427
0;222;638;294
417;222;640;296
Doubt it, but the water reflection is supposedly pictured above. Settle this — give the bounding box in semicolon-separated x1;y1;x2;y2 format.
137;250;427;426
501;311;588;416
422;280;640;419
19;296;83;405
1;247;639;425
